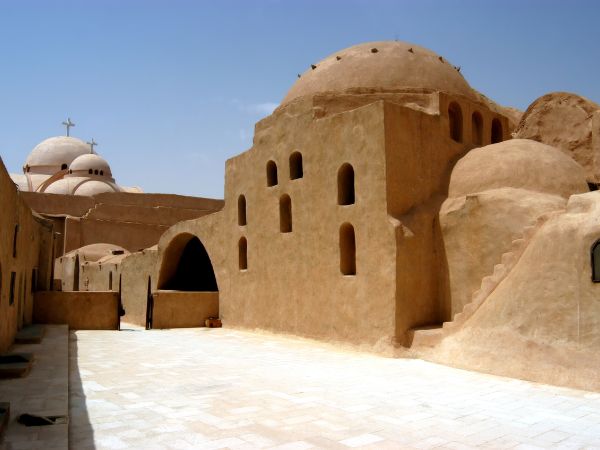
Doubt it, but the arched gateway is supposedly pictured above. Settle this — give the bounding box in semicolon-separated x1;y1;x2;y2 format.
152;233;219;329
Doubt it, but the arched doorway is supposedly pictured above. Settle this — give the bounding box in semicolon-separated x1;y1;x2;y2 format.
158;235;218;291
154;234;219;329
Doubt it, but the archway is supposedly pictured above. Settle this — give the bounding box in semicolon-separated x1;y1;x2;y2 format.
158;234;218;292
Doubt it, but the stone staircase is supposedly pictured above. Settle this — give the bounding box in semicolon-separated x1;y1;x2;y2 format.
409;213;554;348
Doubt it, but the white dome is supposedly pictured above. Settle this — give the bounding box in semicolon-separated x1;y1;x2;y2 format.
25;136;89;173
73;180;119;196
70;153;112;177
44;178;77;195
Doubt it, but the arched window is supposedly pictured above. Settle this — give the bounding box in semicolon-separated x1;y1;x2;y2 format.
471;111;483;145
61;163;67;170
238;195;247;226
340;223;356;275
491;118;503;143
266;160;278;187
94;169;99;175
279;194;292;233
448;102;463;142
289;152;303;180
88;169;93;174
337;163;355;205
100;170;104;176
591;240;600;282
239;237;248;270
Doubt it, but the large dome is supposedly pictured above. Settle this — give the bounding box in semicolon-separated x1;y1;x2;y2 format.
282;41;476;104
449;139;589;199
25;136;90;171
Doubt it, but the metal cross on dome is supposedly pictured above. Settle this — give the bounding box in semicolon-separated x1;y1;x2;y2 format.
62;118;75;136
87;138;98;154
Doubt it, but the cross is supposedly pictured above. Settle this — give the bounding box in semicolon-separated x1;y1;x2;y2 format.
62;118;75;136
86;138;98;153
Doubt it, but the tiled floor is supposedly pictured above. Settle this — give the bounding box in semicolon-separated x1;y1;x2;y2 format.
70;326;600;449
0;325;68;450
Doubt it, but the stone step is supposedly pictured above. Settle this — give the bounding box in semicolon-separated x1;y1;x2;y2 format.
408;325;443;348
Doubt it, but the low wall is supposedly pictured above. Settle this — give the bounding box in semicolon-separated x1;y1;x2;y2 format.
33;291;119;330
152;291;218;329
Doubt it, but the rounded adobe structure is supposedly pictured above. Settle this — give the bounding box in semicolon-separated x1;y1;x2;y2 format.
70;153;112;177
283;41;476;104
449;139;588;199
25;136;89;172
74;180;119;196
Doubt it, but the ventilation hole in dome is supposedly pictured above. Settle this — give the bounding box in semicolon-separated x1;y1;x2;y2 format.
61;163;67;170
336;55;342;61
370;48;378;53
438;56;444;62
408;48;414;53
311;64;317;70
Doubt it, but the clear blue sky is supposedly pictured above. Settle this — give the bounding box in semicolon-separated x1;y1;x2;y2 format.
1;0;599;198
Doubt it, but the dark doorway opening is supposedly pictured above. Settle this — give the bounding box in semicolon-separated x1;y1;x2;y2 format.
160;237;218;291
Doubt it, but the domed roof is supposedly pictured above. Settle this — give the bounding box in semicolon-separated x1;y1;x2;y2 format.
70;153;112;177
282;41;476;104
449;139;589;199
73;180;119;196
64;243;129;262
25;136;89;169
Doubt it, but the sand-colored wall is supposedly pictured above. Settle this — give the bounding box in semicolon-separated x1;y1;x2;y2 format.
0;158;54;352
21;190;224;255
151;291;218;329
156;94;509;348
423;192;600;391
33;291;119;330
119;249;158;326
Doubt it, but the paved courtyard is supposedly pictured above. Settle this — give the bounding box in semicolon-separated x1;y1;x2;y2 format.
70;327;600;449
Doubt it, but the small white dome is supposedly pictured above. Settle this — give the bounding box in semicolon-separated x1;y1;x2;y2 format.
69;153;112;177
73;180;119;196
26;136;89;173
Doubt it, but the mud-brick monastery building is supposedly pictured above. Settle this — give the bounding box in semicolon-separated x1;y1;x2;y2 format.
2;40;600;392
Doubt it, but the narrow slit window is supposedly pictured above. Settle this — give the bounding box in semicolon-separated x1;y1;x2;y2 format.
592;240;600;282
109;271;113;290
491;118;503;144
279;194;292;233
448;102;463;142
471;111;483;145
289;152;303;180
266;160;278;187
238;195;247;226
12;224;19;258
239;237;248;270
9;272;16;305
340;223;356;275
337;163;355;205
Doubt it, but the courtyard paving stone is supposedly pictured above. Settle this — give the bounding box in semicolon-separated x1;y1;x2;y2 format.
70;326;600;449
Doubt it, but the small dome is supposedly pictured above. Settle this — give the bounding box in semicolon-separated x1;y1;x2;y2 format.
283;41;476;104
43;177;80;195
64;243;129;262
70;153;112;177
26;136;89;172
73;180;119;196
449;139;589;199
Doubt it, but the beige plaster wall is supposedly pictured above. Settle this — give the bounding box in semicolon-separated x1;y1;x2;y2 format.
33;291;119;330
424;192;600;391
152;291;218;329
119;248;158;327
0;158;53;352
156;93;510;349
441;188;566;317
